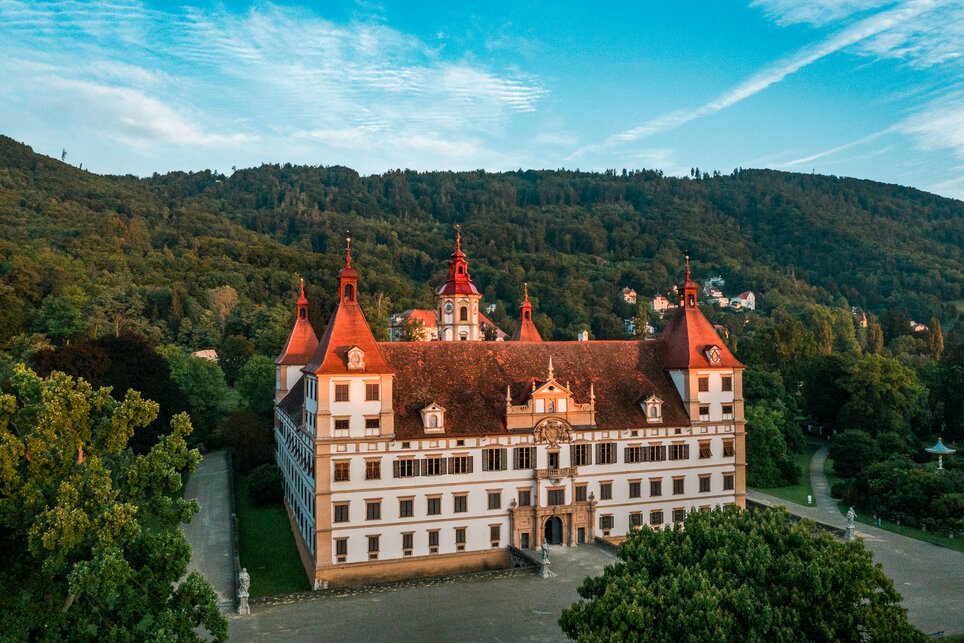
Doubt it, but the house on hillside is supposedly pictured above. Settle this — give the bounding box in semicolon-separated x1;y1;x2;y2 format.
909;320;928;333
731;291;755;310
621;287;637;304
192;349;218;362
652;294;674;314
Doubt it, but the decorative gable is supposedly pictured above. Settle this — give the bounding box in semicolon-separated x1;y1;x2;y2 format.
642;394;663;423
346;346;365;370
704;345;722;365
420;402;446;433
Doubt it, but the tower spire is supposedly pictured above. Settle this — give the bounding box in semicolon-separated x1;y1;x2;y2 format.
511;282;543;342
684;255;690;282
344;231;352;268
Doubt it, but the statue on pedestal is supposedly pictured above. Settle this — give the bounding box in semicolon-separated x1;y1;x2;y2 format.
845;507;856;542
539;541;551;579
237;567;251;615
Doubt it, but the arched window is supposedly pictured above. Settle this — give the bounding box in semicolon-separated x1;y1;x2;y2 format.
460;306;468;321
548;400;555;412
299;308;306;319
687;294;695;307
344;284;355;302
524;310;531;321
429;414;438;428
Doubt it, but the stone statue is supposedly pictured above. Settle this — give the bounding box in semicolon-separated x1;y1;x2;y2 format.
541;541;549;563
844;507;856;542
237;568;251;615
539;541;552;579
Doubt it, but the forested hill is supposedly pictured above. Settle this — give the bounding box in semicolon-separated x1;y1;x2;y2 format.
0;134;961;349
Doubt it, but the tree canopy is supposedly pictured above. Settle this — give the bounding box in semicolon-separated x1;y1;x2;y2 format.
0;365;226;641
559;507;924;642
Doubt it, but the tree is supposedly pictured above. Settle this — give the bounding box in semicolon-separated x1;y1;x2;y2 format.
398;317;426;342
163;348;230;443
236;355;276;419
0;365;226;641
218;335;255;385
745;402;797;487
829;429;882;478
361;292;392;342
39;286;90;344
927;317;944;361
837;355;926;436
559;507;924;642
207;285;239;331
940;342;964;442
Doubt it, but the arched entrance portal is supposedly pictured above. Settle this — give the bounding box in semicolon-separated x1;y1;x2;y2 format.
543;516;563;545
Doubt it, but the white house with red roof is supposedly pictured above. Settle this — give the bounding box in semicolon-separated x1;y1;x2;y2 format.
275;240;745;589
731;291;756;310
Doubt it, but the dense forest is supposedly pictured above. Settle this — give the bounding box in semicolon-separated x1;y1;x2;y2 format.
1;133;962;530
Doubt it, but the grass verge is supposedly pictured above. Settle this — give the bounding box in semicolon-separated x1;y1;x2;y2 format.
840;503;964;554
757;439;823;507
235;474;311;597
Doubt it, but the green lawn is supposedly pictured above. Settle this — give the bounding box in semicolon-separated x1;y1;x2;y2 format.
756;439;822;507
235;474;311;597
843;504;964;554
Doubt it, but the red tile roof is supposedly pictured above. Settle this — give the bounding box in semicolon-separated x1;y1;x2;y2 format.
304;300;393;375
399;309;439;329
660;304;743;369
276;285;320;366
437;232;481;296
378;340;688;438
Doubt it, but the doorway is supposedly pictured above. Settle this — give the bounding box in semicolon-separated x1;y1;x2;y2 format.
544;516;563;545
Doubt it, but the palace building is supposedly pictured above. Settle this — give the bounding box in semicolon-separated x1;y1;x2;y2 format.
275;234;746;588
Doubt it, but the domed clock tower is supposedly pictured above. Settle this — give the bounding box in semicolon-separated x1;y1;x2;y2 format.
436;229;482;341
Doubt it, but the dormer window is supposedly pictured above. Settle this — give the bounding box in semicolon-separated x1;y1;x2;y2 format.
347;346;365;370
421;402;446;433
705;345;722;365
642;395;663;423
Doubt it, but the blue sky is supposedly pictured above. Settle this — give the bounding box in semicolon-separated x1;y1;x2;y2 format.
1;1;962;199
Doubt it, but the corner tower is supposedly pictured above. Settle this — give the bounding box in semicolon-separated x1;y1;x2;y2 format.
436;228;482;341
660;256;746;507
276;278;320;402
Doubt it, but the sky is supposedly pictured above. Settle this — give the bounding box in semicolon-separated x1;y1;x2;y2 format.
1;0;962;199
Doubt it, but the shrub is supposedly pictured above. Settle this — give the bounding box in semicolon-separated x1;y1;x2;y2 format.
247;464;283;506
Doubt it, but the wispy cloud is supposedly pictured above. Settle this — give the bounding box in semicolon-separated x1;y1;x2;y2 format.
0;0;546;172
773;127;895;167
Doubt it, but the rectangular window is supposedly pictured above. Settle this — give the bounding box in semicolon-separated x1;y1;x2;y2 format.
699;476;711;493
669;444;690;460
600;482;612;501
547;488;565;506
722;404;734;419
423;456;446;476
723;440;735;457
335;538;348;559
399;498;413;518
365;460;381;480
482;448;507;471
548;451;560;470
650;479;663;497
595;442;616;465
624;446;642;464
673;508;686;523
673;478;685;495
487;491;501;510
455;527;466;546
518;489;532;507
650;510;664;526
365;383;380;401
428;530;439;552
365;417;380;430
394;458;419;478
334;461;350;482
643;445;667;462
454;494;468;513
335;384;350;402
570;443;590;466
721;376;732;392
490;525;501;544
629;481;641;498
699;406;710;421
723;474;735;491
629;512;643;528
334;418;350;431
366;500;381;521
333;503;349;523
514;446;533;469
698;377;709;392
427;497;441;515
368;535;379;560
451;455;473;474
699;441;712;459
575;484;587;502
599;515;614;530
402;532;413;554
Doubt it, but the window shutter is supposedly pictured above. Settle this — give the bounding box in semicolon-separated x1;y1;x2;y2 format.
513;448;520;469
642;447;650;462
449;457;455;473
482;450;489;471
594;444;601;464
467;456;474;473
684;444;690;459
393;460;399;478
413;460;420;477
500;449;507;470
624;447;630;463
441;458;448;475
421;459;428;476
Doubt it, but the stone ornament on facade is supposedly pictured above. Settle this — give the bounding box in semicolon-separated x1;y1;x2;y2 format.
534;417;573;447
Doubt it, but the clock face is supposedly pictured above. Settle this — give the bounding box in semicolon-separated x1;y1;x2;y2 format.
444;302;454;314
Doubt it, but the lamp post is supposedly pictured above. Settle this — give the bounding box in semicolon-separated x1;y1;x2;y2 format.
924;438;956;472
